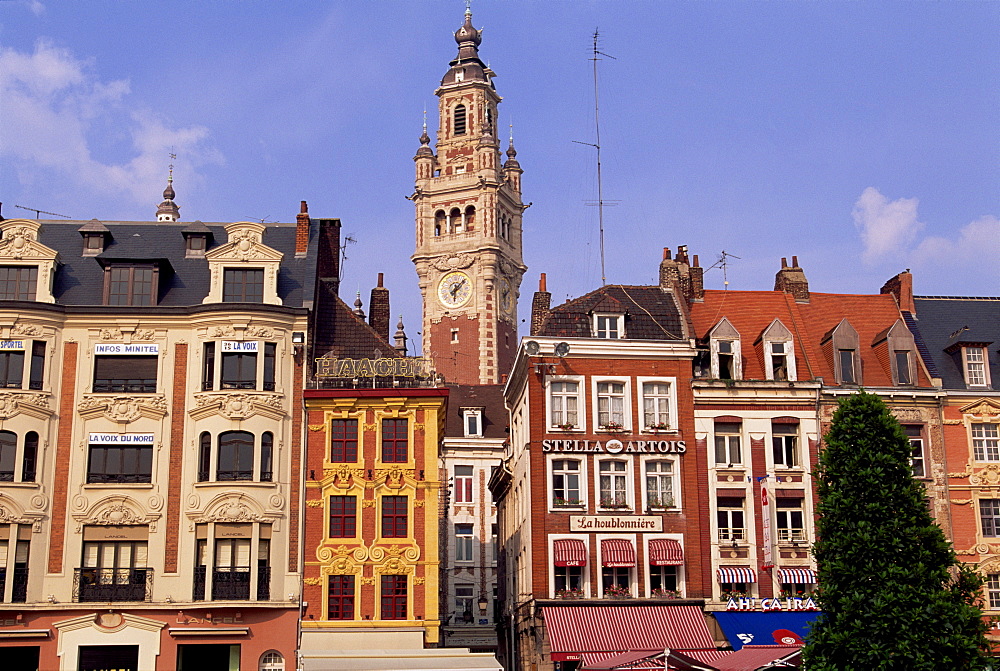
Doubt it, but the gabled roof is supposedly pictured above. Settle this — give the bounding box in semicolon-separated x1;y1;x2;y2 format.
908;296;1000;390
537;285;685;341
315;294;403;360
690;289;931;387
444;384;507;439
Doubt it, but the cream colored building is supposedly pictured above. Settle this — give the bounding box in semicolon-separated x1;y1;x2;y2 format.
0;201;315;671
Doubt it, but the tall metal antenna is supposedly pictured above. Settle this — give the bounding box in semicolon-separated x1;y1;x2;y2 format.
15;205;70;219
573;29;616;285
707;250;741;289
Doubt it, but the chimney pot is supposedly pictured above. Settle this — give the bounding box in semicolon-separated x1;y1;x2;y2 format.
300;200;308;214
792;255;799;267
781;257;788;268
663;247;671;260
377;272;384;288
539;273;547;292
693;254;700;268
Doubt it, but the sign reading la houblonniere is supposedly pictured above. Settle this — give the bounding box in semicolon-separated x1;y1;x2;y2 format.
543;438;686;454
569;516;663;532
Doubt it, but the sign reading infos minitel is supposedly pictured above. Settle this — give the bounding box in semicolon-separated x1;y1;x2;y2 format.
542;438;686;455
315;357;433;378
94;343;160;355
726;596;819;612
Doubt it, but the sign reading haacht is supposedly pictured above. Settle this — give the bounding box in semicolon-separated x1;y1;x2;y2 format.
569;515;663;532
315;357;433;378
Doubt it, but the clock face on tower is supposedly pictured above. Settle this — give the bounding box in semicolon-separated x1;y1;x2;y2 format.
438;271;472;308
499;278;513;314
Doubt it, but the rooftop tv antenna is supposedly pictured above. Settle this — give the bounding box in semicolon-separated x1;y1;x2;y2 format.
15;204;70;219
573;29;616;286
707;250;741;289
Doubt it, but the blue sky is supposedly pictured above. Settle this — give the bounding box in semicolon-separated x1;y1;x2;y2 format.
1;1;997;350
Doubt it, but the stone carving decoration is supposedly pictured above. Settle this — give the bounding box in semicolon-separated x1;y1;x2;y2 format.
245;325;275;338
361;499;376;508
375;557;414;576
0;392;51;420
11;323;42;336
968;464;1000;487
133;329;155;341
100;328;124;340
414;577;426;585
369;544;419;563
430;253;476;272
268;494;284;510
190;392;285;421
188;493;271;525
77;395;166;422
309;425;325;432
303;577;322;586
317;544;367;564
74;495;158;533
374;467;412;489
325;466;363;488
93;503;146;525
228;228;266;261
0;225;36;258
305;500;323;508
951;499;973;505
210;325;237;338
962;400;1000;417
360;577;376;586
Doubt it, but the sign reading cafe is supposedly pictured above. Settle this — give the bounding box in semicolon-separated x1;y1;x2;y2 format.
542;438;686;455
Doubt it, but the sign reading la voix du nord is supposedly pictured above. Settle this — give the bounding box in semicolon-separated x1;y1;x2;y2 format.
569;516;663;533
542;438;686;455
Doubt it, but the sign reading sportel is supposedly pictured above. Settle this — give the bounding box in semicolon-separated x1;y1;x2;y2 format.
542;438;686;455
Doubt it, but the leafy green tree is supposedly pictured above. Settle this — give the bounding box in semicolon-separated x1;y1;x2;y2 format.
803;391;990;670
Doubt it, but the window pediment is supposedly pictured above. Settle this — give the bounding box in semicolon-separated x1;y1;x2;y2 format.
204;222;283;305
0;219;58;303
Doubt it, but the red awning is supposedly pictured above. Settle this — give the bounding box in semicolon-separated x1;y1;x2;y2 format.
777;567;817;584
712;645;802;671
544;605;716;660
601;538;636;567
648;538;684;566
716;567;757;583
554;539;588;567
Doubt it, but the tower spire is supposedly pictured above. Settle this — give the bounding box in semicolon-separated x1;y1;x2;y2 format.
156;154;180;222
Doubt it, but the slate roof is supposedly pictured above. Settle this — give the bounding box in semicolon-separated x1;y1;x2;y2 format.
313;294;404;361
444;384;508;439
907;296;1000;390
31;219;314;308
690;289;932;387
537;285;686;341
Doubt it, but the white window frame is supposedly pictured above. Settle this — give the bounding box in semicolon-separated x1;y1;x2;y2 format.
708;319;742;380
643;534;685;598
973;423;1000;462
771;424;799;469
596;456;633;511
547;455;587;511
963;346;991;388
713;422;744;467
593;313;624;339
775;500;806;543
641;456;679;511
987;574;1000;610
455;522;474;562
716;499;746;542
596;534;636;598
638;377;678;432
462;408;483;437
592;377;631;432
904;425;926;478
453;465;474;504
765;339;796;381
546;375;585;431
549;534;590;598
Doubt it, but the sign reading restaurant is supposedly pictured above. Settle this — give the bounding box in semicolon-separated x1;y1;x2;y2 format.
542;438;686;455
569;516;663;533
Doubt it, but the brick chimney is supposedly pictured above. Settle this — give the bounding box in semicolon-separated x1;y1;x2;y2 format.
659;246;702;303
774;256;810;302
530;273;551;336
369;273;391;342
295;200;310;257
690;254;704;302
880;270;915;314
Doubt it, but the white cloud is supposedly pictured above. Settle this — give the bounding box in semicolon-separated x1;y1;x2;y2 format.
852;186;924;263
911;215;1000;284
0;40;219;211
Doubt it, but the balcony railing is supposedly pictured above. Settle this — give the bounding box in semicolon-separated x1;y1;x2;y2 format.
718;528;746;542
193;566;270;601
0;567;28;603
777;528;806;542
74;567;152;602
92;380;156;393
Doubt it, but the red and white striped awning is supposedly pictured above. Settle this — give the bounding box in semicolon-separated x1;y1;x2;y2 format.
777;567;817;584
648;538;684;566
717;567;757;584
601;538;636;567
553;539;588;567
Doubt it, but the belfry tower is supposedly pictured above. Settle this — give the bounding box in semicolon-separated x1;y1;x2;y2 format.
411;7;526;385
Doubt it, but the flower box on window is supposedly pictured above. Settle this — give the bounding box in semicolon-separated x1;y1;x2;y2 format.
646;494;675;510
604;584;631;599
555;423;578;431
720;590;748;601
555;588;584;599
645;423;672;433
552;497;583;508
651;588;680;599
599;422;625;432
599;496;630;510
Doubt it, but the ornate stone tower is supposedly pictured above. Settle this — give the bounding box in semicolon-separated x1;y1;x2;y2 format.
411;8;526;385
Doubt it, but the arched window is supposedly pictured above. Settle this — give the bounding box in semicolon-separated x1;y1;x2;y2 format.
464;206;476;232
198;432;211;482
261;432;273;482
0;431;16;481
259;651;284;671
453;104;467;136
218;431;254;481
22;431;38;482
449;208;462;234
434;210;445;237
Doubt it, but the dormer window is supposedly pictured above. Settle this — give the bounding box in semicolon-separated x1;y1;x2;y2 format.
825;319;861;386
895;351;912;385
203;222;283;306
594;314;623;339
223;268;264;303
187;234;206;254
104;264;158;306
878;321;918;386
0;266;37;301
78;219;110;256
962;346;991;388
84;233;104;254
760;320;796;382
462;408;483;438
708;319;741;380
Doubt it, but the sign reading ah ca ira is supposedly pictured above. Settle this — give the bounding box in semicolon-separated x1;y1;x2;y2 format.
726;595;818;612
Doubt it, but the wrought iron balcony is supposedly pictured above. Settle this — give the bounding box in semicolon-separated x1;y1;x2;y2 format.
0;567;28;603
74;567;152;602
192;566;271;601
